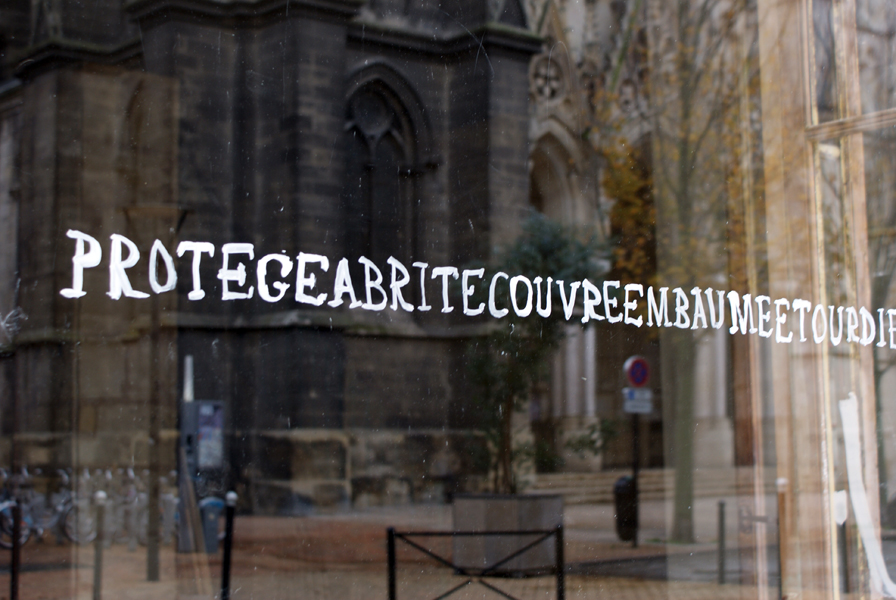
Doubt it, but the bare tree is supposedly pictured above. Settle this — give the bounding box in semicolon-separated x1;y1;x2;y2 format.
645;0;750;542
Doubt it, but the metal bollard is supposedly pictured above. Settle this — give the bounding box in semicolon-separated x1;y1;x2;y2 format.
10;502;20;600
221;491;237;600
555;525;565;600
777;478;788;600
387;527;396;600
717;500;726;585
838;521;849;593
94;491;107;600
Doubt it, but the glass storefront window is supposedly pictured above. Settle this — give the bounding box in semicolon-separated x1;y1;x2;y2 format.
2;0;896;598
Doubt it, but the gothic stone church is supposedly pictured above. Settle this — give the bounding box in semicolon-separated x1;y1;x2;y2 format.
0;0;555;512
0;0;684;512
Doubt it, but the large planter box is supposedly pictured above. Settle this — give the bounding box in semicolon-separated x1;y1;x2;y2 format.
452;494;563;576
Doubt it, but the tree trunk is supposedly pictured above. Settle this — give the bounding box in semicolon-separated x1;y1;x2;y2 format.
497;393;515;494
666;328;696;542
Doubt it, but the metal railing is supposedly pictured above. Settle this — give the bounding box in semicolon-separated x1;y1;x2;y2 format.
386;526;565;600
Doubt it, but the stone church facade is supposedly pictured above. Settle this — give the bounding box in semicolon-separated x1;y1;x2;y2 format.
0;0;739;512
0;0;551;512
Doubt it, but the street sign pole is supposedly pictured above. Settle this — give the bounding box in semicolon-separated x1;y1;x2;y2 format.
631;411;639;548
622;356;650;549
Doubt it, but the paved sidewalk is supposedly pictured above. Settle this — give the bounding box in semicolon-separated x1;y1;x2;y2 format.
0;500;778;600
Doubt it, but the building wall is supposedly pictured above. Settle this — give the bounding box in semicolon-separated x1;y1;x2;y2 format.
0;0;540;512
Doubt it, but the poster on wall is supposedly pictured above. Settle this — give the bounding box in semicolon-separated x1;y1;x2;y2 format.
197;402;224;471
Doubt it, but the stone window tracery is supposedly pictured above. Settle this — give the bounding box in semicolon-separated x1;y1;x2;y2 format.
341;84;414;271
531;56;567;102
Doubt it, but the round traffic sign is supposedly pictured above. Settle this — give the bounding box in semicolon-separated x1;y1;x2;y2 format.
623;355;649;388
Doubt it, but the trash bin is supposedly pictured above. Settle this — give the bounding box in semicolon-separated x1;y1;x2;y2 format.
613;476;638;542
198;496;225;554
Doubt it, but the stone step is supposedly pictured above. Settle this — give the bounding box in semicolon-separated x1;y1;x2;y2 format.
527;468;769;505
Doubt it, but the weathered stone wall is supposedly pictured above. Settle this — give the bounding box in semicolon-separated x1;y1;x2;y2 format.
9;67;179;473
3;0;539;510
235;428;488;515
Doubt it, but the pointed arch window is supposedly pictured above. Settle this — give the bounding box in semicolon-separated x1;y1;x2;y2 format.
341;84;415;270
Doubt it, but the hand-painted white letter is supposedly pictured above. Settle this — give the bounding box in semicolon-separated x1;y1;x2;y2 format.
673;287;689;329
488;272;509;318
623;284;643;327
359;257;387;311
109;234;149;300
60;230;102;298
603;280;621;323
432;267;459;314
257;254;293;303
792;299;811;342
412;262;432;311
462;269;485;316
557;280;581;321
755;295;772;338
149;240;177;294
217;243;255;300
510;275;533;317
535;276;553;318
581;279;604;324
177;241;215;301
328;258;361;308
295;253;329;306
774;298;792;343
387;257;414;312
358;256;389;311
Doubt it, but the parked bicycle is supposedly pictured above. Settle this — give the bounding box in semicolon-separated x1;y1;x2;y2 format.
0;467;66;548
0;466;189;549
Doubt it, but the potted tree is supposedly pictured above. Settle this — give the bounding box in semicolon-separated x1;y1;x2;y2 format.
454;213;608;574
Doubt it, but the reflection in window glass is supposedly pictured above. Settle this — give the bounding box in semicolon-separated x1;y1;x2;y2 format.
814;0;839;122
3;0;896;598
857;0;896;115
864;127;896;522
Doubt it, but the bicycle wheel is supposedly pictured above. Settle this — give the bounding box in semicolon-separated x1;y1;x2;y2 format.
0;505;31;549
138;506;174;546
62;503;97;545
31;497;60;533
111;504;135;546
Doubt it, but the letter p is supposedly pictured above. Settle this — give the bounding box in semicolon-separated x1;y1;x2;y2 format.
60;230;102;298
